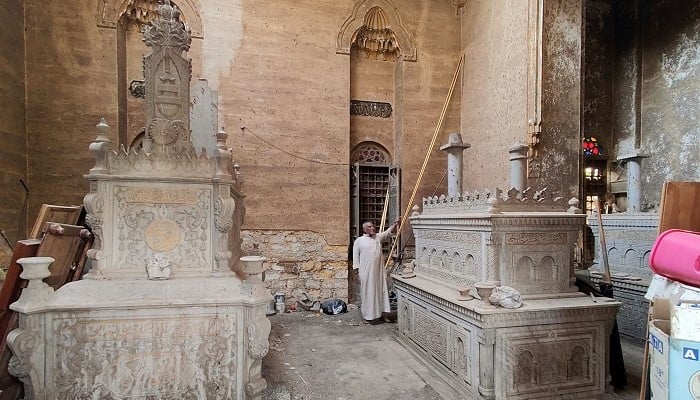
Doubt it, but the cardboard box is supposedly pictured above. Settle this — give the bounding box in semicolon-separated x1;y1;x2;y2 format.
669;337;700;399
668;300;700;399
671;301;700;341
649;319;670;400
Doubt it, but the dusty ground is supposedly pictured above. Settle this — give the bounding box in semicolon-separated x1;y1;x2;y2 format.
260;306;645;400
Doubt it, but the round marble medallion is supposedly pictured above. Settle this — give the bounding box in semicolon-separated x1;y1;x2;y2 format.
144;219;183;252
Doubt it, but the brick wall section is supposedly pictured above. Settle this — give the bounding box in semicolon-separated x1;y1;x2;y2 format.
242;230;348;305
0;0;26;266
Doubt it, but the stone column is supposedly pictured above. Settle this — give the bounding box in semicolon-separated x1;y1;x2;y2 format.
439;133;470;198
477;329;496;399
617;151;648;213
509;143;529;195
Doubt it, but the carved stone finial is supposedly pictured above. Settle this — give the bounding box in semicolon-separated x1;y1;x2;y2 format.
411;204;420;217
95;118;111;143
142;1;191;53
89;120;112;174
567;197;583;214
487;197;501;214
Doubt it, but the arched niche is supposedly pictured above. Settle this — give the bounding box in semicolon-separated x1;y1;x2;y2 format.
337;0;416;61
97;0;203;38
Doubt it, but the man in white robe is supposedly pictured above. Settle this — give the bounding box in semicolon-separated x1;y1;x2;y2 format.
352;220;399;324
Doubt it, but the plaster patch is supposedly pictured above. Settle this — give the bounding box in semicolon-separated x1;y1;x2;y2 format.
661;27;700;88
200;0;243;90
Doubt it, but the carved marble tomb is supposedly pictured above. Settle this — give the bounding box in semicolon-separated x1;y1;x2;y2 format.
393;135;620;400
7;3;270;399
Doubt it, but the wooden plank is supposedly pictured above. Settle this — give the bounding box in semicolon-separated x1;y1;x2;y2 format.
36;223;92;290
0;239;41;311
658;181;700;234
29;204;82;239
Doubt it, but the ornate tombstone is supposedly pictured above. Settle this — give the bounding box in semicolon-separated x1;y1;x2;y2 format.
7;3;270;399
393;141;619;400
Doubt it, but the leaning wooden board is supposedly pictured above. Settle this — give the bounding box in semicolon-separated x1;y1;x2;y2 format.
28;204;82;239
658;181;700;234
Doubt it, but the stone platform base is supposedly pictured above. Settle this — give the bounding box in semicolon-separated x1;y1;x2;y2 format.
9;278;271;400
393;275;619;400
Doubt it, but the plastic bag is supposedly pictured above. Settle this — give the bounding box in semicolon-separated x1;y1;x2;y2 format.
321;299;347;315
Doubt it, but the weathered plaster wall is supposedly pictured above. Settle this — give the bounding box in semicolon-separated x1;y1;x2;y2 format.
538;0;583;197
0;0;27;264
350;56;395;154
611;0;641;158
220;0;351;246
638;0;700;208
396;1;461;217
459;0;529;192
24;0;118;221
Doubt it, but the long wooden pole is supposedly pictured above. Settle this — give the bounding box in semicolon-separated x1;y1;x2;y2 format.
385;54;464;270
379;188;390;233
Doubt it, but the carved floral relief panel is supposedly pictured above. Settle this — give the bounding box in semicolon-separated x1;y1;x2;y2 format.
52;314;237;399
413;308;450;367
113;185;212;275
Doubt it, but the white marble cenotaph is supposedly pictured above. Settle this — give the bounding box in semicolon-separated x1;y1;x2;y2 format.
392;135;620;399
7;3;270;399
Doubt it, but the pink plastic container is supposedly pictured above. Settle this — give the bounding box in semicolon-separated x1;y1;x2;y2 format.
649;229;700;287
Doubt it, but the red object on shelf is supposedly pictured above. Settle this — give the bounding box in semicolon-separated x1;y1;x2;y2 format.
649;229;700;287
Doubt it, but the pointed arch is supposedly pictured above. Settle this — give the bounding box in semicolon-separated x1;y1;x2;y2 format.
337;0;416;61
97;0;204;38
351;141;391;165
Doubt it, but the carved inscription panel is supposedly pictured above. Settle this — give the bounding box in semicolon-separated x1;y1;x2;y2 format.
113;185;212;274
52;314;238;399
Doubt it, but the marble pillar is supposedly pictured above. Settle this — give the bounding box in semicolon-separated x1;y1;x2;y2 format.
439;133;470;198
509;143;529;196
617;152;648;212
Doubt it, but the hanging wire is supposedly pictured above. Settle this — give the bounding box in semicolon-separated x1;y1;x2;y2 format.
239;126;350;166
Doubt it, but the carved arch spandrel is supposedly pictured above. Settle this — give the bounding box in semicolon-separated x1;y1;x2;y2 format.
97;0;203;38
337;0;417;61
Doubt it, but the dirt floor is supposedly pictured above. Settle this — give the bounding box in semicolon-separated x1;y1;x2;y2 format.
260;306;645;400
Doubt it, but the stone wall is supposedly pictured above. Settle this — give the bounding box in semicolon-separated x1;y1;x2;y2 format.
538;0;583;197
0;0;26;266
583;0;614;156
460;0;584;198
459;0;529;192
242;230;348;304
638;0;700;208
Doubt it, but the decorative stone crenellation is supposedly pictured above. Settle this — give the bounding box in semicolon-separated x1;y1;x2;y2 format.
421;187;566;215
